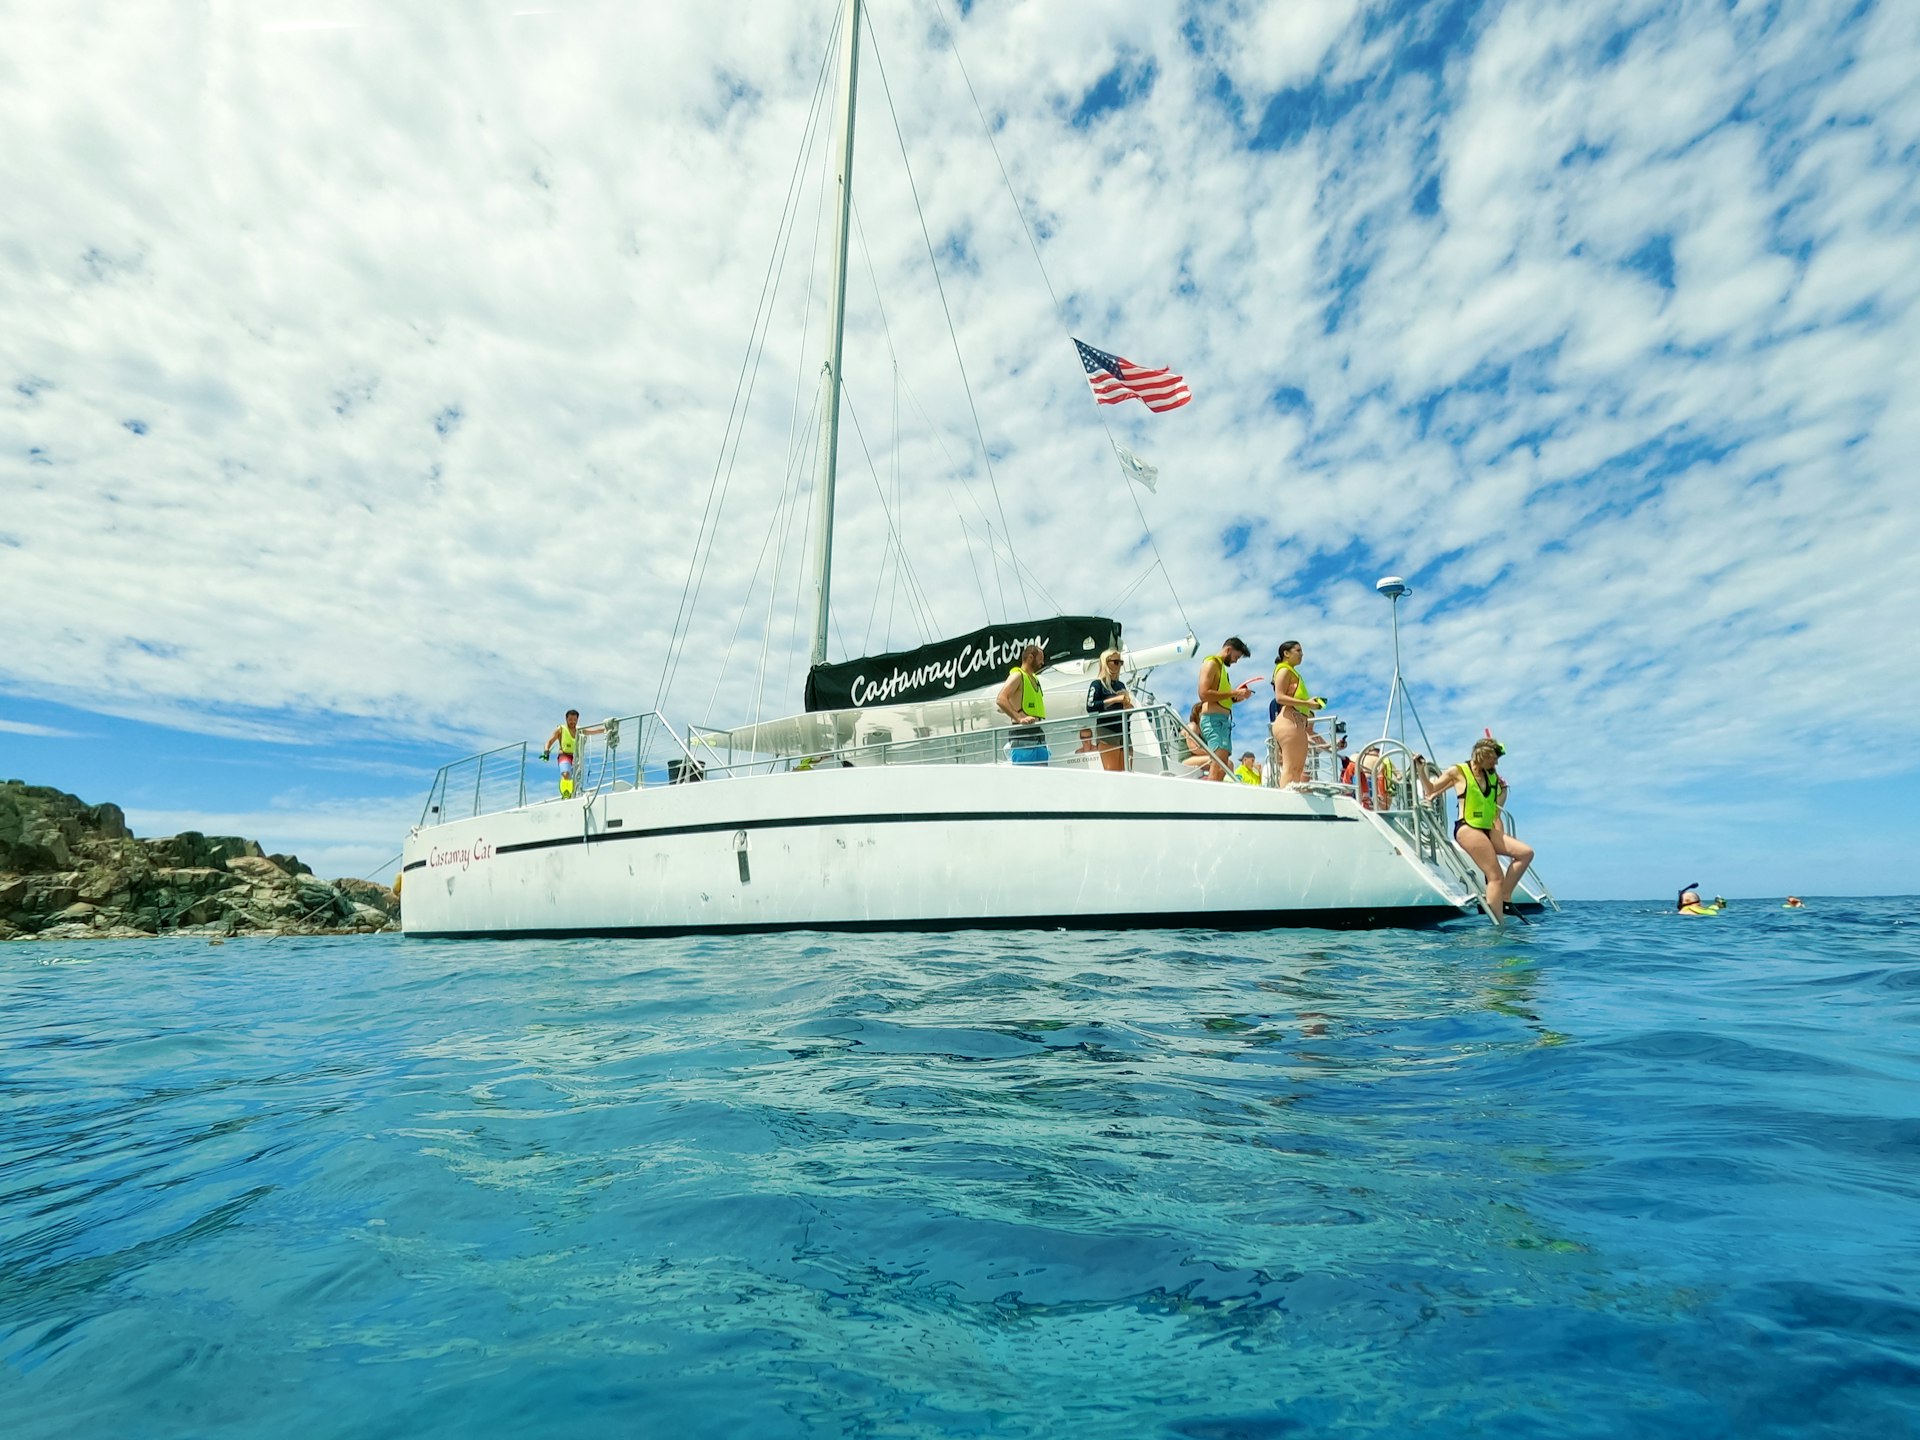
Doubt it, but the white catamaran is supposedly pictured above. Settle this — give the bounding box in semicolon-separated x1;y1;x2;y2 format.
399;1;1552;937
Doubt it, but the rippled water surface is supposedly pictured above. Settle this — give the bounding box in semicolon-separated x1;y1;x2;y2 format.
4;900;1917;1437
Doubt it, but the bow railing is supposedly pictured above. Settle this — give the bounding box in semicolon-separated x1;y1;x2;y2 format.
418;713;702;825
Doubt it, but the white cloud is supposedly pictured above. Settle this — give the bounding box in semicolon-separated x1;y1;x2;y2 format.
0;719;76;738
1207;1;1362;98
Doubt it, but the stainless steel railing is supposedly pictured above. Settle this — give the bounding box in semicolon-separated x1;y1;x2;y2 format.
417;702;1394;828
683;704;1208;782
1259;712;1353;788
418;712;702;825
1338;738;1476;889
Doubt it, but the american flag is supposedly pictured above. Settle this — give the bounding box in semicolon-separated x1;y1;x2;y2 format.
1074;338;1192;413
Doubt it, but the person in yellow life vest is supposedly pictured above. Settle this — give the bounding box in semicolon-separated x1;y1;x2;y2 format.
995;643;1050;764
1196;637;1253;782
541;709;602;799
1416;736;1535;924
1234;751;1263;786
1269;640;1326;786
1676;885;1723;916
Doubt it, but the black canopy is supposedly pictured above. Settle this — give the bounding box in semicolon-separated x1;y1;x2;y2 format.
804;616;1121;713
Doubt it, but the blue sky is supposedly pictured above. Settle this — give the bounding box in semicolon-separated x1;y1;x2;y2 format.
4;0;1918;899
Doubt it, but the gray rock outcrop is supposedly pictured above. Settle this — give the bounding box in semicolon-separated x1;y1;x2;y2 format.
0;780;399;941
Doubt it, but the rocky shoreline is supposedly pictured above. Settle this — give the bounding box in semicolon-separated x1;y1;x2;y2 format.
1;780;398;940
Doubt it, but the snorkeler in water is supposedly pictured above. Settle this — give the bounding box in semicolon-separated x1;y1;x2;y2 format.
1676;884;1724;916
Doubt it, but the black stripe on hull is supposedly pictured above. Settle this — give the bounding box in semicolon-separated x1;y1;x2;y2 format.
403;902;1473;940
400;806;1360;870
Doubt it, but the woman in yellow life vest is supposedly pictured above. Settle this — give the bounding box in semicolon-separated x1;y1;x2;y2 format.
1269;641;1324;786
1417;736;1535;924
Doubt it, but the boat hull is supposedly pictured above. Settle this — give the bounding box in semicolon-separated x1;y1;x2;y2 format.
400;766;1474;937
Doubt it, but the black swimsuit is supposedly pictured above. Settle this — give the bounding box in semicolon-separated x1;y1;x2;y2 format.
1087;679;1128;741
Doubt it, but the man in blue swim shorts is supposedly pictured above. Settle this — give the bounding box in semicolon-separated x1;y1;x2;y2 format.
1196;637;1253;783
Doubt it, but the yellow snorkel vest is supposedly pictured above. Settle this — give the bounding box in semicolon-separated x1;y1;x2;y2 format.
1458;763;1501;830
1273;661;1310;712
1010;667;1045;720
1205;654;1234;711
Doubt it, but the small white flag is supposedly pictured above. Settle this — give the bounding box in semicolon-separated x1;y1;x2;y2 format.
1115;445;1158;493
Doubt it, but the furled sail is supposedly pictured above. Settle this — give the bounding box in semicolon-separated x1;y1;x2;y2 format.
803;616;1121;713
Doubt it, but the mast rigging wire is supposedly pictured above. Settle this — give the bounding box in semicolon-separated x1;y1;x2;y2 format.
752;387;823;733
860;6;1032;619
707;385;823;727
731;63;844;730
745;160;838;727
840;378;942;639
849;200;1001;627
653;4;846;717
944;514;1065;617
921;0;1197;641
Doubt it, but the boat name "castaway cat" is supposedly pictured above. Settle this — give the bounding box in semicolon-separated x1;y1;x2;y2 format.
429;838;494;871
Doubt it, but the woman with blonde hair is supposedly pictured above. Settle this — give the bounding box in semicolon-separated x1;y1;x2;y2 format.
1417;735;1535;923
1086;648;1134;772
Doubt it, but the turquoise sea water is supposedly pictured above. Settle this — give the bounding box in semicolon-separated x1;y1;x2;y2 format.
3;900;1916;1438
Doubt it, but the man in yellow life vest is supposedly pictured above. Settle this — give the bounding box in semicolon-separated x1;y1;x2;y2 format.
540;709;602;799
1196;637;1253;783
995;643;1050;764
1234;751;1263;786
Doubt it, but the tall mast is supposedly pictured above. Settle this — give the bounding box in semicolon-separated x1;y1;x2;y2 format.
808;0;862;666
